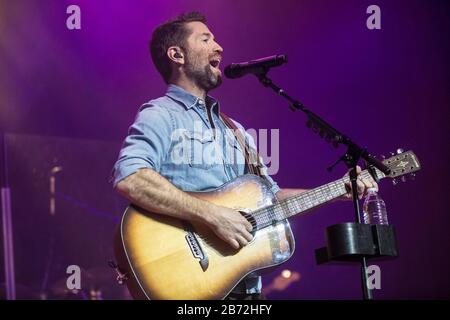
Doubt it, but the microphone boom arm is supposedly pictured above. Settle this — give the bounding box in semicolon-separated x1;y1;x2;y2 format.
256;72;390;176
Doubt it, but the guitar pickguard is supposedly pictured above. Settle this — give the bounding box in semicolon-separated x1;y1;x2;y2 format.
267;220;294;263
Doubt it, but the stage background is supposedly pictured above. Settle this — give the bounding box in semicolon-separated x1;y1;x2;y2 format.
0;0;449;299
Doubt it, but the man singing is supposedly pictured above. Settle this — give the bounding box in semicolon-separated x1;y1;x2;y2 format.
112;12;377;300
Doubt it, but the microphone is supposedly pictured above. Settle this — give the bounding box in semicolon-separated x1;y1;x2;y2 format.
224;54;288;79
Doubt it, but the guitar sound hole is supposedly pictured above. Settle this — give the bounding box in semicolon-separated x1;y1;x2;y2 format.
240;211;257;236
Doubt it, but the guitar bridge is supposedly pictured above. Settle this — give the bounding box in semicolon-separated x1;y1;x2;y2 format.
183;223;209;272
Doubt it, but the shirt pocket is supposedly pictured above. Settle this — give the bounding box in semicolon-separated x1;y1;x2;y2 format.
183;130;220;169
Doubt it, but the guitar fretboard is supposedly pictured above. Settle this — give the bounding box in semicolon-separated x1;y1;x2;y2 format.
252;169;384;230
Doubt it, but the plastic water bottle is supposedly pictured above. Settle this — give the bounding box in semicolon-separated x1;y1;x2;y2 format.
363;188;388;225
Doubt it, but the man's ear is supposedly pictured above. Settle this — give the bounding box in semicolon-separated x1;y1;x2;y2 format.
167;46;184;64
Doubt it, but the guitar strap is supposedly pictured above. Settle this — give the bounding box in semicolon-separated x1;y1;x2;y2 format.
219;112;264;177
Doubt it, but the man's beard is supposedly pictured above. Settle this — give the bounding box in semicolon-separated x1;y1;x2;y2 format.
184;55;222;92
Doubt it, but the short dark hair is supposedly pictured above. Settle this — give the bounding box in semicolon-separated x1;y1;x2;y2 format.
149;12;207;84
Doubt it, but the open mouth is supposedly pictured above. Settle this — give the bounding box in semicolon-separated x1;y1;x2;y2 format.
209;58;221;69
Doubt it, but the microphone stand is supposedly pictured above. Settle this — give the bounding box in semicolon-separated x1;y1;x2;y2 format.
255;71;391;300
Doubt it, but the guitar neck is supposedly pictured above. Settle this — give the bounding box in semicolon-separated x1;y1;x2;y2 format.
253;168;385;230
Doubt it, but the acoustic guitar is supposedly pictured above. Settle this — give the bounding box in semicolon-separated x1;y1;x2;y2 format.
114;150;420;299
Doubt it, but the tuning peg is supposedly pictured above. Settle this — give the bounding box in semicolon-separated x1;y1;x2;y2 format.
390;152;395;156
396;148;404;154
380;154;386;160
401;176;406;182
409;173;416;181
392;178;398;186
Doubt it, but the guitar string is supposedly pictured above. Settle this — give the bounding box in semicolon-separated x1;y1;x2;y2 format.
196;177;353;246
248;170;376;230
195;169;386;246
251;182;345;230
262;170;373;223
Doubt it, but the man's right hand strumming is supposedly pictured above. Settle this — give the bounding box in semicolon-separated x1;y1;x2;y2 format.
115;168;254;251
204;205;254;250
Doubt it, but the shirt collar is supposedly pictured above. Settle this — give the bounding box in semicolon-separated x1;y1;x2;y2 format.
165;84;220;114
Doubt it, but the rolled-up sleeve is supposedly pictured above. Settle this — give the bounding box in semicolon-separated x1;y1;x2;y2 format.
112;104;172;187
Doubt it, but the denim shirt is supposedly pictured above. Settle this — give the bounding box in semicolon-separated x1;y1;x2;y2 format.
112;84;280;294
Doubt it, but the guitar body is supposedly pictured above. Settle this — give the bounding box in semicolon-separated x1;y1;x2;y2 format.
114;174;296;300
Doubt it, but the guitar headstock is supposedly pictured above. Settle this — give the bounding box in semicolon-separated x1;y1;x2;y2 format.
374;149;421;184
